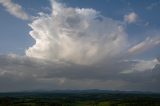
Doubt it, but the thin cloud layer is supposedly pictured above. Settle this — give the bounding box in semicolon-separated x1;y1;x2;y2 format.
0;0;29;20
128;36;160;54
26;0;127;65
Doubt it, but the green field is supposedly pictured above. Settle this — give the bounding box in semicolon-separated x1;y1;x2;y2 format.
0;91;160;106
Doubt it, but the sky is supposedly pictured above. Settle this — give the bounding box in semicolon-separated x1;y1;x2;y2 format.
0;0;160;92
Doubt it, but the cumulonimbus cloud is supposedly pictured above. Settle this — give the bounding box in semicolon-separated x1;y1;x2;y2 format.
0;0;29;20
0;0;160;92
26;0;127;65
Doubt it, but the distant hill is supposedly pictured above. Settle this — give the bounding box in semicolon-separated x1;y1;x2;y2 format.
0;89;159;98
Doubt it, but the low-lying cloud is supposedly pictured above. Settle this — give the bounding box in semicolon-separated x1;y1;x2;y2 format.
0;54;159;92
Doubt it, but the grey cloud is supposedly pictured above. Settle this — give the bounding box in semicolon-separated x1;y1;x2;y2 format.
0;54;160;92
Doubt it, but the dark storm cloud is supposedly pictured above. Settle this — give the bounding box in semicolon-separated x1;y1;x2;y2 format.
0;54;160;92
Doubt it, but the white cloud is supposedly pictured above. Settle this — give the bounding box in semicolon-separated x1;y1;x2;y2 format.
26;0;127;65
0;0;29;20
128;36;160;54
124;12;138;24
133;59;159;72
121;58;160;74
